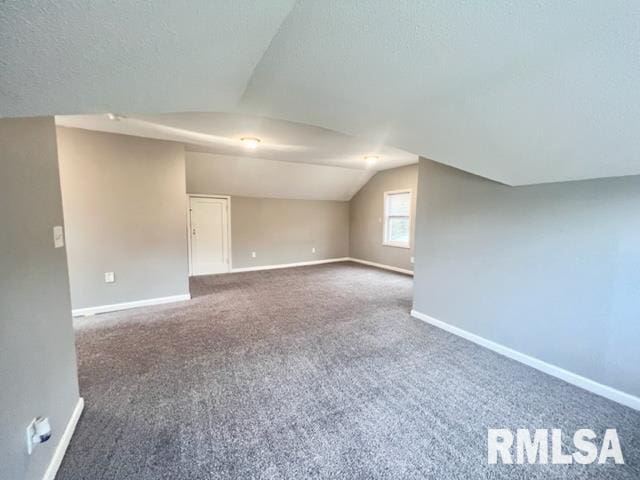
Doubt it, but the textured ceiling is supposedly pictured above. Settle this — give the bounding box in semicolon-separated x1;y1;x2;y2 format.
2;1;639;185
0;0;295;115
56;112;417;171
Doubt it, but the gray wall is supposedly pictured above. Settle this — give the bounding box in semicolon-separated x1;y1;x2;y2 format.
413;159;640;397
186;156;350;269
0;118;80;480
349;164;418;271
229;197;349;268
57;127;190;310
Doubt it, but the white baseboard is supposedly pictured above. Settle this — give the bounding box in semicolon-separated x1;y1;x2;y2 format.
348;257;414;276
410;310;640;411
43;397;84;480
72;294;191;317
231;257;350;273
230;257;414;276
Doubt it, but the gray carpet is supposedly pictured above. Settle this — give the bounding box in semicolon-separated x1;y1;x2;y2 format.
58;262;639;479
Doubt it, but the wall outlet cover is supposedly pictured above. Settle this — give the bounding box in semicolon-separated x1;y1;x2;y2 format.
26;417;52;455
251;252;256;258
104;272;115;283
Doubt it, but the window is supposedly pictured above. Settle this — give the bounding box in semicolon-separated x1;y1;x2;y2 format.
383;190;411;248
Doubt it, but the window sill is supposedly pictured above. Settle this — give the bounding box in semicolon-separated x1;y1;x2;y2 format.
383;242;410;249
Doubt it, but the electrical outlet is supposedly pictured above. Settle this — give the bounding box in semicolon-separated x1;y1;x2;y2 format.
26;417;51;455
104;272;115;283
251;252;256;258
312;247;316;254
410;256;415;264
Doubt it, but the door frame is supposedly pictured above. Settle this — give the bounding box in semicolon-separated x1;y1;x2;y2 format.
187;194;232;276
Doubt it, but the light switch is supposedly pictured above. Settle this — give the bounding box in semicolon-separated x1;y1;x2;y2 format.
53;226;64;248
104;272;115;283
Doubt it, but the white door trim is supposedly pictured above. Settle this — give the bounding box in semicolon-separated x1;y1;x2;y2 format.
187;195;232;276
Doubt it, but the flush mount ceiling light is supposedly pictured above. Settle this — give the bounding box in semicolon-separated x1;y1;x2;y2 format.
106;113;124;121
240;137;261;149
364;155;379;166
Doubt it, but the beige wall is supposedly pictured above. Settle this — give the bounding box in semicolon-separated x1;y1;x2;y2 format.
349;164;418;271
186;156;350;269
187;157;416;270
57;127;190;310
0;118;80;480
230;197;349;268
57;131;412;294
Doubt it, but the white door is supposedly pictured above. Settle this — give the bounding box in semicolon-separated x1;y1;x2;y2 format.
189;197;230;275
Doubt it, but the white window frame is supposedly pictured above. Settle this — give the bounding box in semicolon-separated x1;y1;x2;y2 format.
383;189;412;249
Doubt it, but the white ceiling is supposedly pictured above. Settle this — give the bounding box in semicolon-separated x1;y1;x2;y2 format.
55;112;418;172
0;1;295;115
187;152;373;201
2;1;639;185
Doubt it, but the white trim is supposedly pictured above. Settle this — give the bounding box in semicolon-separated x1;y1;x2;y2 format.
231;258;350;273
382;242;411;249
227;257;415;276
187;194;232;199
72;294;191;317
42;397;84;480
383;189;412;249
187;194;232;276
410;310;640;411
348;257;414;275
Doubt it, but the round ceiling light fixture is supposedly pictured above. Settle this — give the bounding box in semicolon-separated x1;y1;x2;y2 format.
240;137;261;149
106;113;125;121
364;155;379;167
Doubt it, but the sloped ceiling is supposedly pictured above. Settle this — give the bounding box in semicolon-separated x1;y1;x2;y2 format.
2;1;639;185
0;1;296;114
55;112;418;171
56;112;412;201
186;152;373;201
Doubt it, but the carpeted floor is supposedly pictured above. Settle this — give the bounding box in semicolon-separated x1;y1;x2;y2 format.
59;262;639;479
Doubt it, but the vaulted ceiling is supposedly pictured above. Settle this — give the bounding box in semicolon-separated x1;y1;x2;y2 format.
56;112;409;201
2;1;639;185
55;112;417;172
